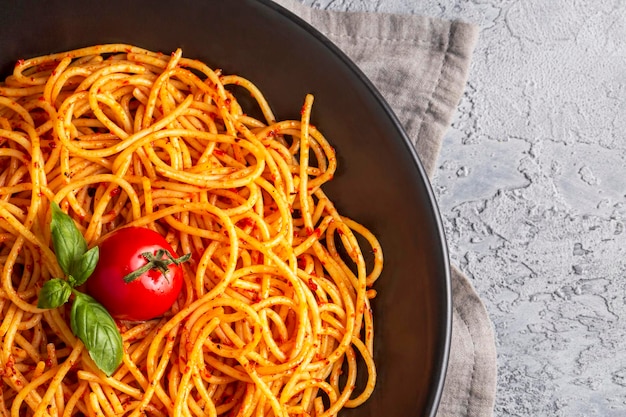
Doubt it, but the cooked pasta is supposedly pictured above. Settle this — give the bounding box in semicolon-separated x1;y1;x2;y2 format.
0;44;383;417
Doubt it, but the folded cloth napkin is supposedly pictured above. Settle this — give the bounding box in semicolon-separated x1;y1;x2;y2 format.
274;1;496;416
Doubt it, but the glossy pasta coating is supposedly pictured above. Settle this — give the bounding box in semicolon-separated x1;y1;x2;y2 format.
0;45;383;417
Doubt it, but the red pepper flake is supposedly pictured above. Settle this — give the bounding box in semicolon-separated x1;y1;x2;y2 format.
110;186;121;197
15;59;24;67
236;218;254;229
6;356;14;371
307;278;318;291
213;149;225;156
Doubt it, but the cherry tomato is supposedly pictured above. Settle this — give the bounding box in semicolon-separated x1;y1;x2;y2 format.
86;227;187;321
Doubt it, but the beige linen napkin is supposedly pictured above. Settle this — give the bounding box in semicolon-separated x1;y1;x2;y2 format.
274;1;496;416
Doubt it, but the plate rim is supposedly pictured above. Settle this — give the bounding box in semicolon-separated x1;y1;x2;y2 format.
254;0;453;414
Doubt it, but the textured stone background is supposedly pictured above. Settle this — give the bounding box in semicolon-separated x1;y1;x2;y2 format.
298;0;626;415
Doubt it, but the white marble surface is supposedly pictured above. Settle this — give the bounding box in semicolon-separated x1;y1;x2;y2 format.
298;0;626;416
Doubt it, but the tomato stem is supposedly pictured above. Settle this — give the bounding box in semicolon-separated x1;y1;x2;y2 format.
123;249;191;284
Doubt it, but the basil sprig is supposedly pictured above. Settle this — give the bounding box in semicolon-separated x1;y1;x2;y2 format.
38;202;123;376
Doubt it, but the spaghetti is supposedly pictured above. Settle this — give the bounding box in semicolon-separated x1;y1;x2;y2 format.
0;44;383;417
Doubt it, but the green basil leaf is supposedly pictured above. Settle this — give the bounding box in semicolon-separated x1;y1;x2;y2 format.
71;246;99;286
70;291;123;376
37;278;71;309
50;202;87;277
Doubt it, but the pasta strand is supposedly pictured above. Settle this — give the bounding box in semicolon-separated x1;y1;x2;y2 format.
0;44;383;417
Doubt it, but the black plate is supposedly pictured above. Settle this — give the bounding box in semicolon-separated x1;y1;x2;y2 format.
0;1;451;415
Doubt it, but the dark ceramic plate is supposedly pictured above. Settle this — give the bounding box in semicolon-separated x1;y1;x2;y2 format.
0;1;451;415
